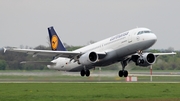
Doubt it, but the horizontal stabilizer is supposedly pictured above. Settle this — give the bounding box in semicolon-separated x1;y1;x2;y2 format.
20;61;56;65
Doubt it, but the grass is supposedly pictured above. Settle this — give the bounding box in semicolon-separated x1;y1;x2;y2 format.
0;70;180;100
0;83;180;101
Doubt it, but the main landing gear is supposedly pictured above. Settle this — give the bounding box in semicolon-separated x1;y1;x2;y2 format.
80;70;90;77
118;60;128;77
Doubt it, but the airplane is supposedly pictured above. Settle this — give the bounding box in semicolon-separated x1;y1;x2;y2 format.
4;26;176;77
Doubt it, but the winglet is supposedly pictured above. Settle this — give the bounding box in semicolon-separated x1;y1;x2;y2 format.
48;26;66;51
172;52;176;55
3;47;7;53
3;47;18;53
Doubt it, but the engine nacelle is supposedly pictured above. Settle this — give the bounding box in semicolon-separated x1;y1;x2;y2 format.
79;51;98;65
136;53;156;66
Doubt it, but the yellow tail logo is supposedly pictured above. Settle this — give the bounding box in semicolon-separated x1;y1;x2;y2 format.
51;35;58;50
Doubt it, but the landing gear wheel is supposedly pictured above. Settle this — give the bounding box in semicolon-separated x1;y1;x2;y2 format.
136;59;144;65
119;59;129;77
118;70;128;77
80;70;85;77
80;70;90;77
124;70;128;77
118;70;123;77
85;70;90;77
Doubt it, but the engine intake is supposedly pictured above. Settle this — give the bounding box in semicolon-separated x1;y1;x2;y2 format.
89;52;97;62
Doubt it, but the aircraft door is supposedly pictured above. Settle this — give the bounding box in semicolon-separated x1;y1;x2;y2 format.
128;33;132;43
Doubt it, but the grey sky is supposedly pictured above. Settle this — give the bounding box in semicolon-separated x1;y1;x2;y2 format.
0;0;180;50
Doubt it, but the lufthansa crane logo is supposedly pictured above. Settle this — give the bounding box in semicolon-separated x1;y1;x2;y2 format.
51;35;58;50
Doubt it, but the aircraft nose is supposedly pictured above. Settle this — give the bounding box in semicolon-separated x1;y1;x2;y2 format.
152;33;157;41
148;33;157;44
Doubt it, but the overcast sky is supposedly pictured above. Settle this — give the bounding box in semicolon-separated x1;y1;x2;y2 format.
0;0;180;50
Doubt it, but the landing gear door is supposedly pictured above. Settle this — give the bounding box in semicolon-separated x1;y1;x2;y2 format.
128;33;132;43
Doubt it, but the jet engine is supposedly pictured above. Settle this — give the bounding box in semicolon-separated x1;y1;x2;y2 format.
79;51;98;65
135;53;156;66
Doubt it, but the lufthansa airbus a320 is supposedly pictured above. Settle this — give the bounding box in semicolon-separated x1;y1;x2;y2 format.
4;27;176;77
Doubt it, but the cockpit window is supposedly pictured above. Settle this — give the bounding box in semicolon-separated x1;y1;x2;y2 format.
137;31;143;35
137;30;152;35
144;31;151;33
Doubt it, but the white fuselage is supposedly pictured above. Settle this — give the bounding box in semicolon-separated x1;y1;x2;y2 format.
47;28;157;72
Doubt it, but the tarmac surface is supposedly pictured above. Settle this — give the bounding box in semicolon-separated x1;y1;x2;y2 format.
0;70;180;76
0;70;180;83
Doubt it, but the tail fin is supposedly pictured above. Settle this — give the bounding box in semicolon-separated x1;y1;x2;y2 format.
48;26;66;51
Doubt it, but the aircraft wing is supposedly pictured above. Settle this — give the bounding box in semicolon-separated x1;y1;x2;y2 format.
153;52;176;57
129;52;176;63
132;52;176;57
4;47;81;59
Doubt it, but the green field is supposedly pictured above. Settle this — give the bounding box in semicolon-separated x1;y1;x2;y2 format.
0;83;180;101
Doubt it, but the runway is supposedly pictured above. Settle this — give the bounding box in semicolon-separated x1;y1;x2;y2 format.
0;70;179;76
0;70;180;83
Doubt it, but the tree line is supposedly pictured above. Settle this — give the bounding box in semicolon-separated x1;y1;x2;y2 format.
0;45;179;70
